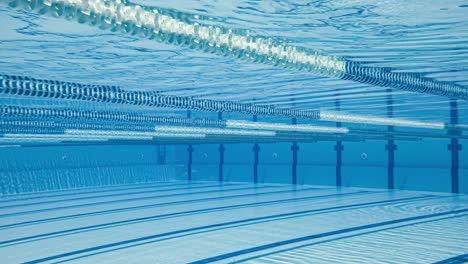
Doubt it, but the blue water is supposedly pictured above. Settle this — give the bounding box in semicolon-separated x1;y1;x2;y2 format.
0;0;467;263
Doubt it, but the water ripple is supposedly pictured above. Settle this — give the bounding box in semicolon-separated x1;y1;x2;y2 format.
0;1;467;122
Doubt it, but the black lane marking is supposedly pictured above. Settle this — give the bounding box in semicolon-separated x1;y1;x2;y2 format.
0;181;200;203
234;213;468;263
433;253;468;264
189;208;468;263
1;183;237;209
0;186;327;229
0;185;274;219
0;191;371;246
22;195;434;264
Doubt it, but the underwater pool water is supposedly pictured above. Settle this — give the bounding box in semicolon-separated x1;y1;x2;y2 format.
0;0;467;263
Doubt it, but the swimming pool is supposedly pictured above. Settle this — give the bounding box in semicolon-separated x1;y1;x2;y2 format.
0;0;467;263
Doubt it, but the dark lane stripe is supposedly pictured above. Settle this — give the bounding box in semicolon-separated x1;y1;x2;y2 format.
0;181;199;203
22;195;435;264
0;185;276;218
189;208;468;264
0;191;370;246
433;254;468;264
0;186;324;229
236;214;468;263
0;183;237;209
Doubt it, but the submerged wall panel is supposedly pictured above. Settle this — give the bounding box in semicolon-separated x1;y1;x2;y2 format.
190;164;219;181
296;142;336;186
190;144;218;181
342;140;387;189
394;140;451;192
394;167;451;193
297;165;336;186
223;165;252;182
223;143;253;182
257;142;292;184
0;145;181;195
257;165;291;184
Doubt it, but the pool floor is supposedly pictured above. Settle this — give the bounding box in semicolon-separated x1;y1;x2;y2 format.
0;181;467;263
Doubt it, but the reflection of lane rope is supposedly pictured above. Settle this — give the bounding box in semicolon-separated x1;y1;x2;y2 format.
0;105;227;127
2;0;467;99
0;106;463;143
0;119;155;132
0;74;321;119
0;105;349;135
0;74;448;129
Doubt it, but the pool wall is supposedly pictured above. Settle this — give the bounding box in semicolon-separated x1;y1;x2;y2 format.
2;109;466;196
175;138;468;193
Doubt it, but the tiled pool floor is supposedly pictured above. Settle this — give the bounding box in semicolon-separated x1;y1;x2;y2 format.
0;181;467;263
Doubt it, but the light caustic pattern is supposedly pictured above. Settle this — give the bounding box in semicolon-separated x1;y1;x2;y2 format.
1;0;468;99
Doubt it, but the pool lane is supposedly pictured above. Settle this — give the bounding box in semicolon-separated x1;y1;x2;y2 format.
0;181;466;264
